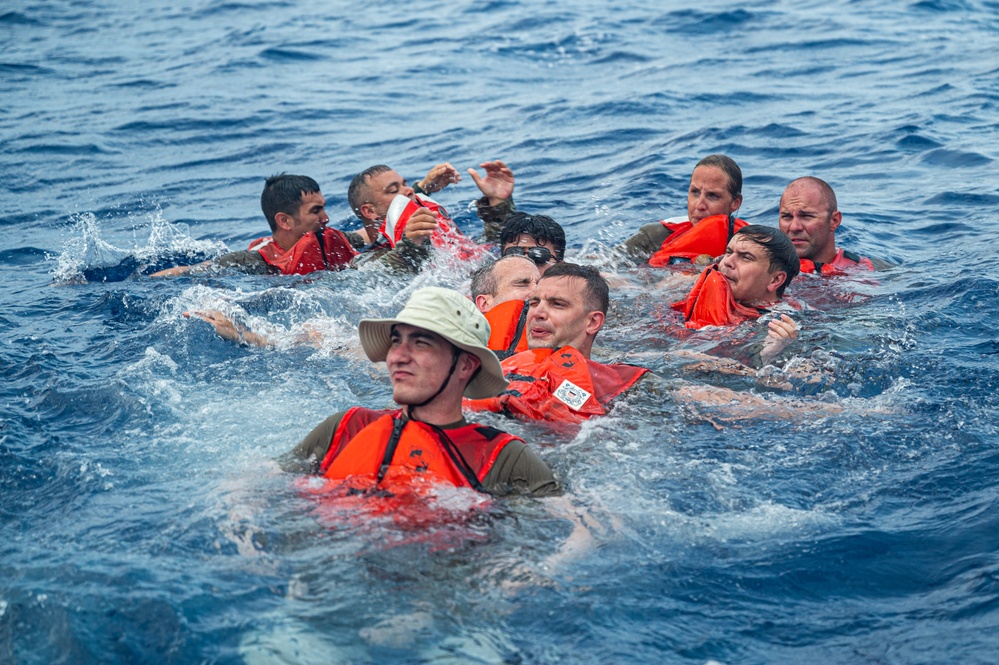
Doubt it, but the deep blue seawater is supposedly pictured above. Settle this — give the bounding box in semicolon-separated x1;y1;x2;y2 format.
3;0;999;662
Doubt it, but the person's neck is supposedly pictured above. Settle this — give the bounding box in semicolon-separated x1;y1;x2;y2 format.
534;339;593;360
361;219;381;244
573;338;594;360
271;229;304;252
405;400;464;427
810;245;839;265
744;296;781;309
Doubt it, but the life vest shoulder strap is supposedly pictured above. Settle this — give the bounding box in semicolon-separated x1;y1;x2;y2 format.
319;407;393;474
841;249;862;263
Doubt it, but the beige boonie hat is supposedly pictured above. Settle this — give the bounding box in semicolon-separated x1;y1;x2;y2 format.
358;287;508;400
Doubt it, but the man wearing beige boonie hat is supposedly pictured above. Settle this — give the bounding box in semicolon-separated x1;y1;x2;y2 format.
288;287;559;497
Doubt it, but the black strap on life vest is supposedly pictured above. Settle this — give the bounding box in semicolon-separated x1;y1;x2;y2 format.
314;231;330;270
376;415;407;485
424;421;486;493
842;249;861;264
727;214;737;241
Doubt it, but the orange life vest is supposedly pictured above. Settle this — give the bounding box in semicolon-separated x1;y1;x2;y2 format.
464;347;649;424
248;228;357;275
670;265;768;329
485;299;529;359
380;194;485;261
301;408;516;543
798;248;874;276
317;408;515;494
648;214;748;267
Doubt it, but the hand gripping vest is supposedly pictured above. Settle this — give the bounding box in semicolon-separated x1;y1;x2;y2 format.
248;228;357;275
380;194;486;261
670;265;768;329
464;347;649;424
798;248;874;276
318;408;516;495
648;214;748;267
485;299;529;360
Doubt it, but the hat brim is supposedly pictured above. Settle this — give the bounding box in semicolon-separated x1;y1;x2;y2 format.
358;317;508;400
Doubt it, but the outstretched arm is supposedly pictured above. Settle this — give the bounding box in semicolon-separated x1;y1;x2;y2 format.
150;261;211;278
184;310;273;348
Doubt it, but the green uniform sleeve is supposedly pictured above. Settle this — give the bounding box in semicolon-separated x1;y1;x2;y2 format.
279;411;347;473
616;221;674;262
212;250;277;274
482;440;561;497
350;237;431;273
476;196;516;244
343;231;367;250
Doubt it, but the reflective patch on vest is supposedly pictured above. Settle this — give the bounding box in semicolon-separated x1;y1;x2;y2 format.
553;379;592;411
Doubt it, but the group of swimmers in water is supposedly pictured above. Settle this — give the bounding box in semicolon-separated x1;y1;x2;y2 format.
152;154;881;506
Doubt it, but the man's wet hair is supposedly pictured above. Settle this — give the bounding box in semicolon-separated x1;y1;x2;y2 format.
785;176;838;214
734;225;800;298
540;262;609;314
260;174;321;233
695;154;742;199
347;164;393;219
499;212;567;261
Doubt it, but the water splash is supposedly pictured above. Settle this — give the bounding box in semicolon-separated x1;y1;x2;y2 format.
51;209;228;284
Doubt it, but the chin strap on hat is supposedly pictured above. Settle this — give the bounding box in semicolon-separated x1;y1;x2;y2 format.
408;344;463;412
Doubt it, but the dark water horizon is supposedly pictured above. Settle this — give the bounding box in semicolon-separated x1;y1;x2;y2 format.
3;0;998;663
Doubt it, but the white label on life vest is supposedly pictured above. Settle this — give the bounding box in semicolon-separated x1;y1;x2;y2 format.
553;379;592;411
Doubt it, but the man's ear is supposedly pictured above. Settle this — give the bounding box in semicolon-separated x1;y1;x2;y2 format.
458;352;482;381
474;294;493;313
829;210;842;232
768;270;788;294
584;310;606;336
274;211;294;232
358;202;379;223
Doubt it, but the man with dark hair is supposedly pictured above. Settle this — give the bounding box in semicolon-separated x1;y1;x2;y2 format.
671;224;800;332
470;255;540;359
151;174;356;277
779;176;879;274
618;154;747;266
286;287;559;498
465;263;648;424
498;212;567;274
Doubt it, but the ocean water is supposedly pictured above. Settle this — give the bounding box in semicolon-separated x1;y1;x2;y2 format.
3;0;999;663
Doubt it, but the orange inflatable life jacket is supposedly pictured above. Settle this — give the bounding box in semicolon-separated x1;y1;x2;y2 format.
798;248;874;276
317;408;516;495
670;265;768;330
380;194;485;262
464;347;649;424
248;228;357;275
485;299;529;359
648;214;748;267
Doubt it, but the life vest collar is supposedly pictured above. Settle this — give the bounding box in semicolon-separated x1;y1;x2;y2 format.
248;228;356;275
649;214;748;267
